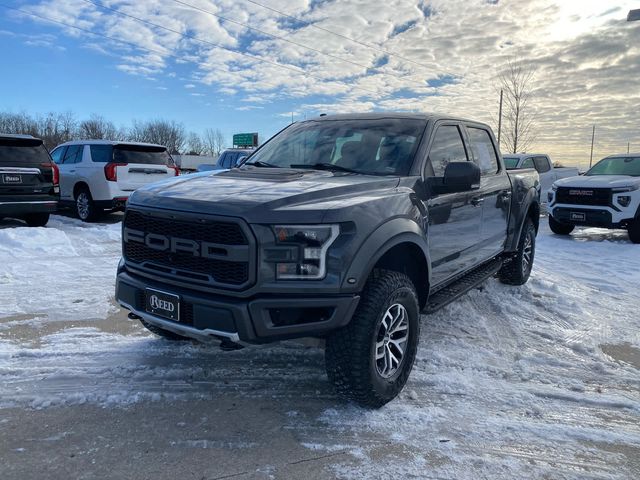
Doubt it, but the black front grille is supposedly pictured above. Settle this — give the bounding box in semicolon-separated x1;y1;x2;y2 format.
124;209;252;288
555;187;611;206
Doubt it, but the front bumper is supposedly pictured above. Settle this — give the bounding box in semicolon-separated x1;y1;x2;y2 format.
116;270;360;344
0;196;58;216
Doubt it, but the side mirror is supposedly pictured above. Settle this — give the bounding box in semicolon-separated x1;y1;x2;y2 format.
427;162;481;195
235;155;247;167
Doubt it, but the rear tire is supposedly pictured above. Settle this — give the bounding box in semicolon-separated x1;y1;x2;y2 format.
325;269;420;409
75;187;99;222
549;215;574;235
139;319;189;341
23;213;50;227
498;218;536;286
628;220;640;244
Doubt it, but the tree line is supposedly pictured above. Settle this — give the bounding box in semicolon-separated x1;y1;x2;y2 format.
0;111;226;156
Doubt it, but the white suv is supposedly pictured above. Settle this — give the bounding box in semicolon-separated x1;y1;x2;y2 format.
50;141;178;221
547;153;640;243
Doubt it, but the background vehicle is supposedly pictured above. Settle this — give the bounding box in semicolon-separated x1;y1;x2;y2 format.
115;113;540;408
50;140;179;221
547;153;640;243
197;148;253;172
0;134;59;227
503;153;579;199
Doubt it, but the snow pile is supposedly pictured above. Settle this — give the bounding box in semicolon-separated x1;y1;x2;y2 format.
0;216;121;321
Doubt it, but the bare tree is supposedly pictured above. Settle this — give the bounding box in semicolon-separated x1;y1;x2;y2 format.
128;119;186;154
0;112;39;137
36;111;77;150
79;114;119;140
498;59;536;153
203;128;226;156
186;132;205;155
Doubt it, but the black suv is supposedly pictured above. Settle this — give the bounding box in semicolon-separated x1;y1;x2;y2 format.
116;113;540;407
0;134;59;227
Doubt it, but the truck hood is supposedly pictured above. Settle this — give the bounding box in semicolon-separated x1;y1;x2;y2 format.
128;166;401;223
554;175;640;189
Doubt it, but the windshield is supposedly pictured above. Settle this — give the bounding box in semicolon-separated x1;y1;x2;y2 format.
246;118;427;175
503;156;520;169
90;144;174;165
586;156;640;176
0;138;50;167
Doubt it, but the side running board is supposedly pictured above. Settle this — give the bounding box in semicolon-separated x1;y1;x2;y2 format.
423;258;504;314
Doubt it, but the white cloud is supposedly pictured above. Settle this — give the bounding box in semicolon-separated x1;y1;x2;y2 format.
13;0;640;166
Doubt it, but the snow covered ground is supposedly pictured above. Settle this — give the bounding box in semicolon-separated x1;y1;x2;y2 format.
1;214;639;479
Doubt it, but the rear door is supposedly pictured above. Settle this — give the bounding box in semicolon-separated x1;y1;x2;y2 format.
424;123;483;286
112;145;175;191
465;125;511;261
0;137;55;198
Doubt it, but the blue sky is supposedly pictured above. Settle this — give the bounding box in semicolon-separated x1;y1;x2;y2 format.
0;0;638;165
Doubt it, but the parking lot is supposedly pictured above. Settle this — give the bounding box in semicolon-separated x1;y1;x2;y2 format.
1;214;639;479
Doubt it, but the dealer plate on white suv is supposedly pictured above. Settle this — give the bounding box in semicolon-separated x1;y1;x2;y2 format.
145;288;180;321
570;212;586;221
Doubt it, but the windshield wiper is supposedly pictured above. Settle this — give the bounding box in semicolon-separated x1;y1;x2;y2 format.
245;160;279;168
290;162;361;174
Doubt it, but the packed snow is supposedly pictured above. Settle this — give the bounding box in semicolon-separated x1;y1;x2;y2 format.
1;214;639;479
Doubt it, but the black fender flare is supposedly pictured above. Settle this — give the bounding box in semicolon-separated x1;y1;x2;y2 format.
341;218;431;291
506;188;540;252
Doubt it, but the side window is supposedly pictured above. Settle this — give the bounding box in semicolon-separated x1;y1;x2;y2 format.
50;147;66;165
467;127;499;175
534;156;551;173
218;153;228;168
62;145;83;164
89;145;114;163
521;157;535;169
428;125;468;177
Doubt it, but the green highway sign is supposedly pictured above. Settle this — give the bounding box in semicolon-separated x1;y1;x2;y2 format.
233;132;258;147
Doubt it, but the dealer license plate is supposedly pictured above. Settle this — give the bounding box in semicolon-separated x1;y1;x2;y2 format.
145;288;180;321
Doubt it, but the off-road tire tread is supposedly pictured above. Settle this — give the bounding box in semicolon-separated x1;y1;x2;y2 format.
498;218;535;285
325;269;419;409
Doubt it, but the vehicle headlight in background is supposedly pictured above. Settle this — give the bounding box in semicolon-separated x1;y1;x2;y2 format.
547;191;553;202
612;185;639;193
269;225;340;280
617;195;632;207
552;184;558;191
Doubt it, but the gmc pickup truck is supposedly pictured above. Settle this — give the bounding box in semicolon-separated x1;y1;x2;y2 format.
503;153;579;200
548;153;640;243
116;113;541;408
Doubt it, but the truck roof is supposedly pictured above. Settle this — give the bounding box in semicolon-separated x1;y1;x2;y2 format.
56;139;167;149
309;112;489;125
502;153;549;158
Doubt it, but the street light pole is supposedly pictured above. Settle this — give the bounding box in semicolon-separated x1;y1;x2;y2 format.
589;125;596;168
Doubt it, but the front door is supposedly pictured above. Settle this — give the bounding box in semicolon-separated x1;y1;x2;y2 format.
423;124;483;287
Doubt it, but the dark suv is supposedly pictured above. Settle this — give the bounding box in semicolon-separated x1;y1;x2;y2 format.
0;134;59;227
116;113;540;407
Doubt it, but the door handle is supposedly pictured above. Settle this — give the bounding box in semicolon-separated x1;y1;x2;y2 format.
69;169;76;173
471;197;484;207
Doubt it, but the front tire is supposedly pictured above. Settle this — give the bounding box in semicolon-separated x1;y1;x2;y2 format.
325;269;420;409
549;215;574;235
499;218;536;286
628;220;640;244
23;213;50;227
75;187;99;222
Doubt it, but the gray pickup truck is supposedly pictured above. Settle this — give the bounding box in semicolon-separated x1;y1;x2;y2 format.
116;113;541;407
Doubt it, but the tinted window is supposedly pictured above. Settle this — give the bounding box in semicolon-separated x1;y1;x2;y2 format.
503;156;520;169
62;145;84;164
586;157;640;176
0;137;51;167
247;119;425;176
521;157;535;169
428;125;468;176
113;145;174;165
533;156;551;173
218;152;230;168
90;145;114;163
50;147;65;165
468;127;499;175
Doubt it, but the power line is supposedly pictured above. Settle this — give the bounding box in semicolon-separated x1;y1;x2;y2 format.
168;0;433;89
243;0;462;80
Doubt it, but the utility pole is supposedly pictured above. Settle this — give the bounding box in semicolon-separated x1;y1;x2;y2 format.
589;125;596;168
291;112;293;124
628;142;630;154
497;89;503;148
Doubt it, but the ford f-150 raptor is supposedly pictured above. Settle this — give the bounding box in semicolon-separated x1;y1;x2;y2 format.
116;113;541;408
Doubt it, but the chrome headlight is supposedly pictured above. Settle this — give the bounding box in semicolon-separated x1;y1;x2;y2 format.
267;225;339;280
612;185;639;193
